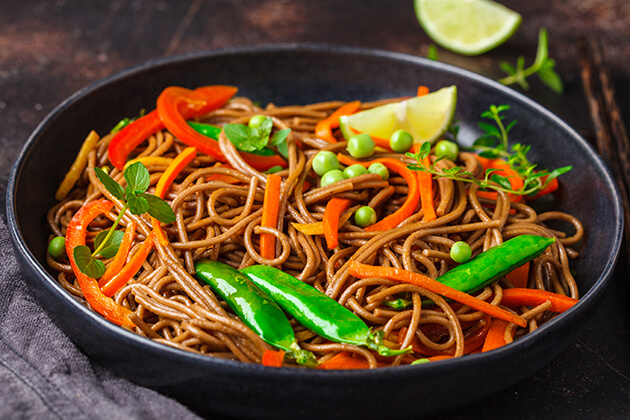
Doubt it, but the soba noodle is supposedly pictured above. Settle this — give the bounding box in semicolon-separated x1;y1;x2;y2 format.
46;93;582;367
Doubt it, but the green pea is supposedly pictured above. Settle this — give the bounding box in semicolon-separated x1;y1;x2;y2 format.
450;241;472;263
343;164;368;178
48;236;66;259
389;129;414;153
312;151;340;176
354;206;377;228
248;114;268;128
434;140;459;161
320;169;347;187
368;162;389;180
347;133;375;158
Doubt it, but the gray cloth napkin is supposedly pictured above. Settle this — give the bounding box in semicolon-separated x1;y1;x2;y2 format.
0;215;202;420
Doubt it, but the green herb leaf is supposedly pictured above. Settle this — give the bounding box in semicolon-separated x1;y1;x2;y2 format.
95;167;125;200
73;245;106;278
124;162;151;194
126;189;149;215
223;124;267;152
94;229;124;259
139;193;176;223
270;128;291;159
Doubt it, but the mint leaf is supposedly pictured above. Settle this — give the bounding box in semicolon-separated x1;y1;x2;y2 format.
270;128;291;159
140;193;176;223
94;229;124;259
126;189;149;215
124;162;150;194
73;245;106;278
95;167;125;200
223;124;267;152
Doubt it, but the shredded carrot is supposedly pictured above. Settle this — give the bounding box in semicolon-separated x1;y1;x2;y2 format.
101;231;155;297
315;101;361;143
481;319;511;353
337;154;420;232
292;212;352;235
260;173;282;259
418;155;436;221
323;198;353;249
505;262;530;289
349;262;527;327
152;147;197;245
417;85;429;97
98;221;137;287
55;130;100;201
317;352;371;370
500;288;578;313
262;349;285;367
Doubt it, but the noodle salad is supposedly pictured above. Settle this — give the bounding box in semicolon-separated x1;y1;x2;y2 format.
46;85;582;368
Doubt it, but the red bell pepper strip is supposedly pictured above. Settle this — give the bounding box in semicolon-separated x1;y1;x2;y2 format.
336;154;420;232
100;231;156;297
65;200;135;327
474;155;523;203
500;288;578;313
504;262;530;289
108;85;237;170
348;262;528;327
262;349;285;367
260;174;283;259
152;146;197;246
98;221;137;287
315;101;361;144
323;198;353;249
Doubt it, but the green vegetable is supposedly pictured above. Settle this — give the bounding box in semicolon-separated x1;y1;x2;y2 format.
389;129;413;153
240;265;410;357
407;105;571;196
354;206;377;228
411;358;431;365
264;165;284;174
434;140;459;161
450;241;472;263
248;114;268;128
223;116;291;155
347;133;375;158
427;44;439;61
343;164;368;179
194;260;316;366
384;297;412;310
312;151;340;176
320;169;347;187
437;235;554;294
48;236;66;259
367;162;389;180
498;28;564;94
188;121;222;139
73;163;175;278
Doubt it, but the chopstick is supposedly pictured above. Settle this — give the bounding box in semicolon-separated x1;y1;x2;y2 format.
578;37;630;262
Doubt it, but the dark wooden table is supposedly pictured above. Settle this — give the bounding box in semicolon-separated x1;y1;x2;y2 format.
2;1;629;418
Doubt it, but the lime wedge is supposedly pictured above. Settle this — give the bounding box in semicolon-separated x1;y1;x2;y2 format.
414;0;521;56
339;85;457;145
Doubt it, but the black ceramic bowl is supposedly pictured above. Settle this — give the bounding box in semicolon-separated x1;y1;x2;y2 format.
7;45;623;419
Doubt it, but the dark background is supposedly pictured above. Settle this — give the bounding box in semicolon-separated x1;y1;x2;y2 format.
1;1;629;418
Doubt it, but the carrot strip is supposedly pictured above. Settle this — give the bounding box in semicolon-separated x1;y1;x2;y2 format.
505;262;530;289
418;155;436;221
262;349;285;367
260;173;282;259
101;231;155;297
292;212;352;235
315;101;361;143
98;221;137;287
323;198;353;249
481;319;511;353
337;154;420;232
317;352;371;370
500;288;578;313
427;355;452;362
475;155;523;203
152;147;197;246
349;262;527;327
417;86;429;97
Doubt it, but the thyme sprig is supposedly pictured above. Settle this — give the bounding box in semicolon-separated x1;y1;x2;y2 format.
407;105;571;196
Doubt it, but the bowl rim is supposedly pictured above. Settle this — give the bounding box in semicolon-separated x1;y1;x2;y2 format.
6;43;624;379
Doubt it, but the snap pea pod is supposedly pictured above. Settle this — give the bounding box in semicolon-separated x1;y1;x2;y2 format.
240;265;410;357
194;260;316;366
437;235;555;293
